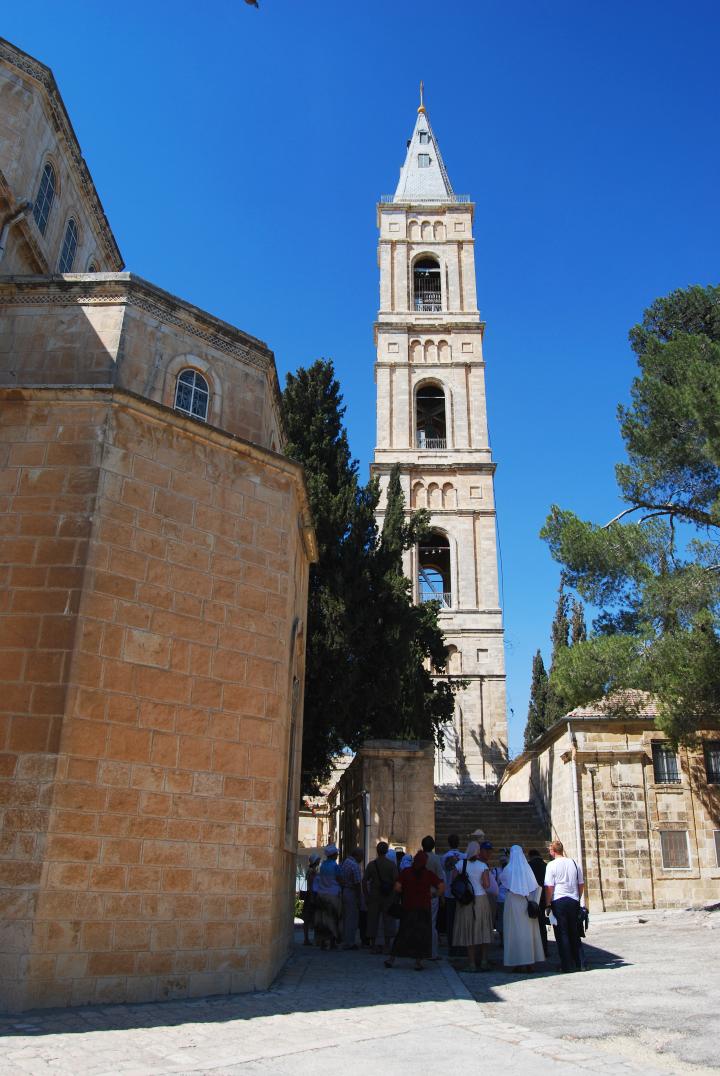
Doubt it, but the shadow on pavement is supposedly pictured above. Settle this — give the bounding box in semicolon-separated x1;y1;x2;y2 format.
0;932;628;1039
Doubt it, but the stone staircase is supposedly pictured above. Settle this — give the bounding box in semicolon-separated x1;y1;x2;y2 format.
434;793;549;855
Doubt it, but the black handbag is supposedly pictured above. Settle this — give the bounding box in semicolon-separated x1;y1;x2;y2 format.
526;898;540;919
388;900;402;919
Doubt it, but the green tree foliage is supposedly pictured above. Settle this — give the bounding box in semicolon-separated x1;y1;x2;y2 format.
524;650;549;749
541;284;720;743
570;598;587;646
282;360;460;792
544;584;570;727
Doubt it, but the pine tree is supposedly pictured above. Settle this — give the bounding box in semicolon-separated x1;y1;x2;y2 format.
523;650;549;748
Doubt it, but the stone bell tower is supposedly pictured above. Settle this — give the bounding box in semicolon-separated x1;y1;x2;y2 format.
372;88;508;789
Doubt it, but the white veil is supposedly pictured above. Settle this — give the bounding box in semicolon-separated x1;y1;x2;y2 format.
499;844;541;898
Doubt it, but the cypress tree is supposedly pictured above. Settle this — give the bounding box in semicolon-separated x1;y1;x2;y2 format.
282;362;460;792
523;649;549;748
545;584;571;726
570;598;587;645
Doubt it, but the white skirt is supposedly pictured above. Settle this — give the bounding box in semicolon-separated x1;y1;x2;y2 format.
503;891;545;966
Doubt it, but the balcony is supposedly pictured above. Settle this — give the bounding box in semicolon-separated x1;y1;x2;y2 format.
414;295;442;312
420;591;452;609
417;436;446;450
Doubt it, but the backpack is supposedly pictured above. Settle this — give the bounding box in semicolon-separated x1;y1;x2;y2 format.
450;859;475;906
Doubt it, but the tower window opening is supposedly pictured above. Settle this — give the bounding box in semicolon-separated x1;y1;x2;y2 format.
419;132;430;145
413;257;441;312
418;153;431;168
416;383;446;449
174;368;210;421
58;219;78;273
418;531;451;608
33;163;56;236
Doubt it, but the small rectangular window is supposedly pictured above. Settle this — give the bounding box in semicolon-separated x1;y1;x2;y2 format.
419;132;430;144
418;154;431;168
704;741;720;783
652;742;680;784
715;831;720;868
660;830;690;869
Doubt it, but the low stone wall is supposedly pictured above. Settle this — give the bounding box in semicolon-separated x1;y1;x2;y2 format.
327;740;435;859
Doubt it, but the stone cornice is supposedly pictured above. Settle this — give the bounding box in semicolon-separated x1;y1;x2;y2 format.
0;37;123;270
0;384;317;563
0;272;274;370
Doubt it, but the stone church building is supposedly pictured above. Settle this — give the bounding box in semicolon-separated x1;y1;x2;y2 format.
0;37;316;1010
372;95;508;790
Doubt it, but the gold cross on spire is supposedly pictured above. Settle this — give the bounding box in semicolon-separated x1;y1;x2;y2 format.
418;80;426;114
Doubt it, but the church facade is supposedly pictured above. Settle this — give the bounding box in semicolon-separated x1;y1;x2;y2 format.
372;96;508;789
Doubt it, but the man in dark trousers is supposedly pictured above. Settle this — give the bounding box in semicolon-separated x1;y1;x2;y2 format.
527;848;548;957
544;839;584;972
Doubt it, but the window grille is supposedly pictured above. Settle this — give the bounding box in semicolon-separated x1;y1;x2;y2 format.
418;153;431;168
660;830;690;869
33;163;56;236
58;219;78;272
704;741;720;783
652;742;680;784
174;369;210;421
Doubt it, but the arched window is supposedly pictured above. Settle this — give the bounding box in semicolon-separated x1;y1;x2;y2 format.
58;219;78;272
32;163;56;236
174;369;210;421
433;222;445;241
446;645;462;674
408;220;420;241
442;482;457;508
416;383;446;449
438;339;450;362
413;257;441;312
421;221;432;241
418;530;451;608
87;261;98;273
410;339;422;363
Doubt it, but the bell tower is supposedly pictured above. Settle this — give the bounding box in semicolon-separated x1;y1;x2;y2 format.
372;90;508;788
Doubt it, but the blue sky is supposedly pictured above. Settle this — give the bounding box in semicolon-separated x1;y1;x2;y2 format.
5;2;720;755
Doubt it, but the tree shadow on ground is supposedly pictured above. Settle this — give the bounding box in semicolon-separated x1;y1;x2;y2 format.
0;934;628;1039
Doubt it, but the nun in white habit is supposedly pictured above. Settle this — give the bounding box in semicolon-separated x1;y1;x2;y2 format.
499;844;545;970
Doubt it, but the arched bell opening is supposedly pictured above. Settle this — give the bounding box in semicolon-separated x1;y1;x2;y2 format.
413;256;442;312
416;383;446;449
418;530;451;609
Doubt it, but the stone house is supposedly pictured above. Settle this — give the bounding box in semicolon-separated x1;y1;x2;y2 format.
499;697;720;911
0;37;316;1010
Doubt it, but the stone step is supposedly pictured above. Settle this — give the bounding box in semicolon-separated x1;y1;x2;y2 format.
434;795;549;856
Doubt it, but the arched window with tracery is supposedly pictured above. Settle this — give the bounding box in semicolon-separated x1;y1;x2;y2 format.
416;382;446;449
58;219;78;272
33;163;56;236
418;530;451;608
174;368;210;421
413;257;442;312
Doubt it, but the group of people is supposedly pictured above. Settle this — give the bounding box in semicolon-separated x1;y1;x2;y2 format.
301;836;585;974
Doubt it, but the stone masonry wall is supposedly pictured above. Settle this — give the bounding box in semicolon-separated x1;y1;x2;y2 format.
0;388;311;1010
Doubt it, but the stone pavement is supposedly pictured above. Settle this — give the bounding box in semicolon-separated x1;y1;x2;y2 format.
0;924;677;1076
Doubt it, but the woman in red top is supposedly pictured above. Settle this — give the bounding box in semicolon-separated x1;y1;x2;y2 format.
384;851;444;971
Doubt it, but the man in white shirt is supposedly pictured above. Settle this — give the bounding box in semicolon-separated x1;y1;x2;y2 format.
544;839;584;972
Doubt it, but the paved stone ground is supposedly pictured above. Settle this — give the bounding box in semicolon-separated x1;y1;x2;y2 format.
0;911;717;1075
457;906;720;1074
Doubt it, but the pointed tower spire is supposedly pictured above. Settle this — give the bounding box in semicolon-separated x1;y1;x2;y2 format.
393;91;454;203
